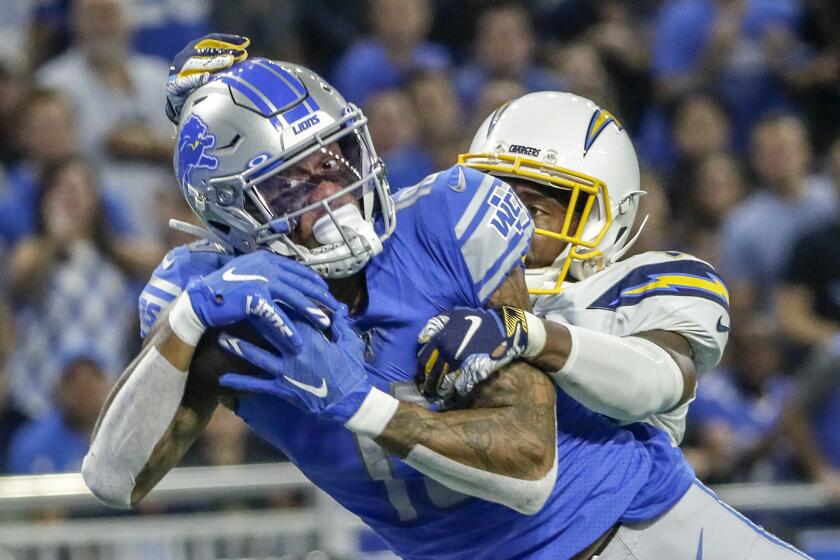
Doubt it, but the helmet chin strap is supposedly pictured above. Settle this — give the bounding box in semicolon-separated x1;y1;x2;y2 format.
524;266;561;293
168;219;229;249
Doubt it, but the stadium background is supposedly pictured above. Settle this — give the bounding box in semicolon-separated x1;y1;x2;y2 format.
1;0;840;557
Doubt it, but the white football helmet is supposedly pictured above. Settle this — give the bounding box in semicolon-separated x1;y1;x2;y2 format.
461;91;645;294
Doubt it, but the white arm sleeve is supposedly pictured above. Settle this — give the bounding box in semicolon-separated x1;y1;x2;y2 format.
81;346;189;509
404;444;557;515
550;324;684;422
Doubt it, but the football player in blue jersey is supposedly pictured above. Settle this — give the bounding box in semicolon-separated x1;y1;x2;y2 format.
82;37;810;559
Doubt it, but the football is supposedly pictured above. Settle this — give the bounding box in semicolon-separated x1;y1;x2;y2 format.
189;322;276;399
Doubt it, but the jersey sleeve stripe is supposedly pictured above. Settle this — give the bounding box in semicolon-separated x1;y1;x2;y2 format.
477;230;532;302
454;172;496;240
148;275;183;297
588;259;730;311
142;283;181;304
394;182;435;210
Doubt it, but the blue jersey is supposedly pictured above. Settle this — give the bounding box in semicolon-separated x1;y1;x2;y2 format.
139;165;693;559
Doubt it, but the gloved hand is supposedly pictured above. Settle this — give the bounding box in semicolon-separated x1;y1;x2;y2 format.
165;33;250;124
218;305;375;425
415;306;535;403
170;251;340;352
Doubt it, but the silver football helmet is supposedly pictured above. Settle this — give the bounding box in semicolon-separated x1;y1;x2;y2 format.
173;57;395;278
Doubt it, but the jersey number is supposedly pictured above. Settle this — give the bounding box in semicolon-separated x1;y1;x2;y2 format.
354;383;468;521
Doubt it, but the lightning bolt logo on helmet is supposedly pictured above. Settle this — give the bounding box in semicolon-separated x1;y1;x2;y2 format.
177;114;219;192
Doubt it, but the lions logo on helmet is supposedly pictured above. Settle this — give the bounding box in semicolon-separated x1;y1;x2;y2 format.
177;114;219;190
173;58;395;279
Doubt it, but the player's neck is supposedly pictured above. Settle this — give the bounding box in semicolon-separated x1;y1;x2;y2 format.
328;270;368;315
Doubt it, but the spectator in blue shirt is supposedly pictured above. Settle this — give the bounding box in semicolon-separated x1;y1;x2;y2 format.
7;352;108;474
721;113;837;315
406;70;466;170
455;3;564;114
686;316;794;482
0;89;134;247
332;0;450;106
25;0;211;67
130;0;210;61
365;89;435;191
6;157;159;419
650;0;803;151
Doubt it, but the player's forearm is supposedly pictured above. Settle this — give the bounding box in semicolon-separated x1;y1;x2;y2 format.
529;320;690;421
83;297;212;508
378;360;556;478
373;361;557;514
527;319;573;373
378;402;553;479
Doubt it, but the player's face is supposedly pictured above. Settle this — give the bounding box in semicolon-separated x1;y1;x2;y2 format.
510;180;580;269
255;142;359;249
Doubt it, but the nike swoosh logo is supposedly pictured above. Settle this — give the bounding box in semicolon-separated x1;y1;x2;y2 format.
222;267;269;283
161;253;176;270
696;528;703;560
219;334;244;356
306;306;331;327
455;315;483;359
716;316;730;333
450;167;467;192
283;375;328;398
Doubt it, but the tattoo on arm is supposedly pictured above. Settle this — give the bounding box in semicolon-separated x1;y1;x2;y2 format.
378;360;556;479
132;385;217;503
377;267;556;479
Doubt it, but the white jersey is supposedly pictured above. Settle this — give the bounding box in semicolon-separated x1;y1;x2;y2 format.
531;251;731;443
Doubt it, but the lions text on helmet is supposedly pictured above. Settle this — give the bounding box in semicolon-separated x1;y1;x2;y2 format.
174;58;395;278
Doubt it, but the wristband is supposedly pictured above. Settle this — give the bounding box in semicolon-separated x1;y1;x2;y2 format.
168;293;206;346
523;311;547;359
345;387;400;438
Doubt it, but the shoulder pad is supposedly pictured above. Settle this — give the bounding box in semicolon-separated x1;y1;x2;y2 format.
589;251;729;312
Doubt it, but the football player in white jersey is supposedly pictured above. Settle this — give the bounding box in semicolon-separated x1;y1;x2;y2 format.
417;91;731;446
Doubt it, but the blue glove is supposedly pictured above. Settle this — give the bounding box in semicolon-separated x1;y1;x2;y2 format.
165;33;250;124
415;307;530;403
183;251;340;353
217;305;374;425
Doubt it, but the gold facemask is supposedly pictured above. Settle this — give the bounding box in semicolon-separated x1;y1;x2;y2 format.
458;152;613;294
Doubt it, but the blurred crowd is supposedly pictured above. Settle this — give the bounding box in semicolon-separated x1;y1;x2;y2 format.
1;0;840;507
